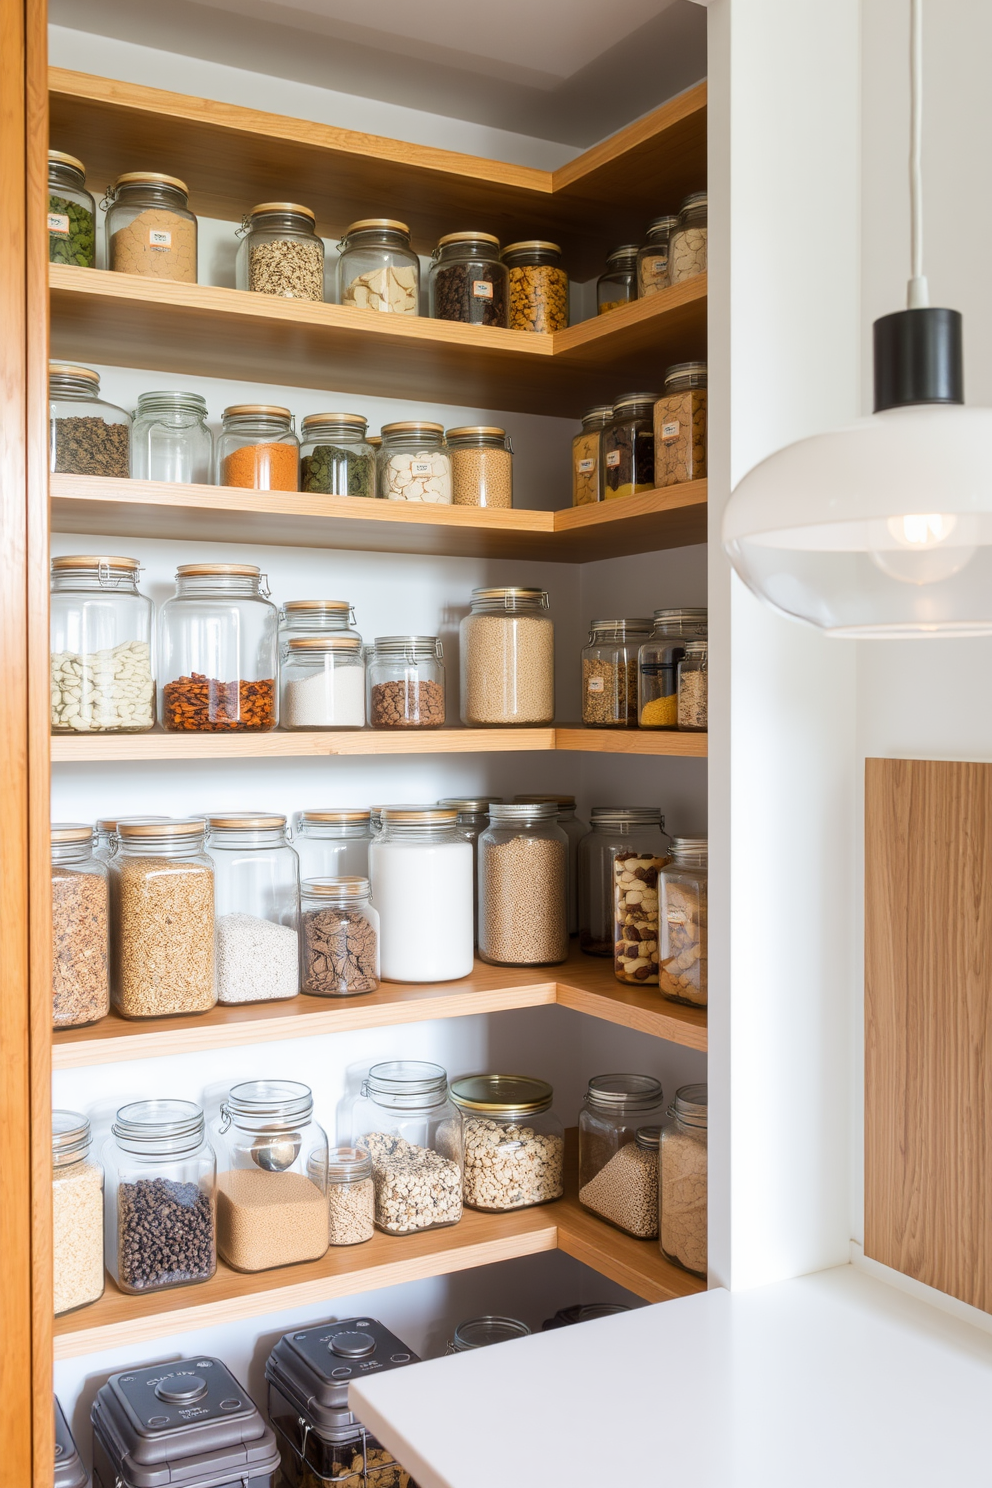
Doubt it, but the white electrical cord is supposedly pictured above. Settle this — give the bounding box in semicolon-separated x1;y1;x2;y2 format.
907;0;929;308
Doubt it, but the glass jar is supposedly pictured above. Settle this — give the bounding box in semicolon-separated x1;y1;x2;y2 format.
578;1074;664;1237
49;363;130;478
51;823;110;1029
448;1317;531;1352
279;598;359;644
103;172;197;282
368;635;445;728
48;151;95;267
478;803;568;967
52;1111;104;1315
301;876;380;996
638;607;708;729
214;1080;328;1271
300;413;375;497
110;819;216;1018
578;807;669;958
93;816;169;861
597;245;638;314
571;405;611;507
614;829;669;986
678;640;708;731
237;202;324;300
669;191;708;283
294;809;372;881
430;232;508;326
281;637;366;730
460;587;554;727
216;404;299;491
50;554;154;734
604;393;658;500
658;838;708;1006
451;1074;564;1211
369;807;473;982
438;797;500;944
320;1144;375;1245
581;617;653;728
205;813;300;1004
512;794;586;936
446;426;513;509
501;240;568;332
636;215;679;298
654;361;707;487
378;421;451;503
337;218;420;314
352;1060;463;1235
159;562;278;731
130;390;212;484
103;1099;216;1293
659;1083;708;1276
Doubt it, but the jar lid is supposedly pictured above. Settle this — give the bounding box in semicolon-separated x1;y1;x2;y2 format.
673;1082;708;1126
49;362;99;383
51;822;94;844
450;1074;553;1116
249;201;315;221
664;360;707;386
513;793;575;808
282;599;354;613
470;586;549;609
302;875;371;898
680;190;708;211
671;835;707;852
207;812;287;829
117;817;206;838
364;1059;448;1101
606;244;640;264
501;240;561;256
451;1317;531;1350
438;797;502;814
489;802;559;823
343;217;410;235
371;635;443;657
112;1098;204;1153
380;420;444;436
96;815;168;833
52;1109;90;1161
176;562;261;577
287;635;362;651
380;806;458;824
613;392;659;411
299;809;371;823
580;405;614;430
586;1073;663;1110
635;1125;662;1150
224;1079;313;1129
135;389;209;412
445;425;506;440
324;1144;373;1182
590;806;663;825
652;606;708;624
645;215;679;235
683;639;707;655
300;412;368;433
588;617;653;634
222;404;292;419
111;170;189;193
51;554;139;571
436;231;500;248
48;149;85;174
367;435;382;448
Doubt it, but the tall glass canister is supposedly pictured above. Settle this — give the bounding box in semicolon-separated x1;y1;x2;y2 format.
50;555;155;733
659;1082;708;1277
51;823;110;1029
159;562;278;731
596;245;638;313
581;618;653;728
668;191;708;283
571;405;612;506
636;215;678;297
460;587;554;726
205;813;300;1005
369;807;473;982
513;794;587;936
603;393;658;500
351;1061;463;1235
478;803;568;967
637;607;708;729
52;1111;104;1315
236;202;324;300
658;837;708;1007
578;1074;664;1237
578;807;669;957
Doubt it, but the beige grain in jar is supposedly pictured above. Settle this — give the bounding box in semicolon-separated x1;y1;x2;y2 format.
658;837;707;1006
103;173;197;283
659;1083;707;1277
572;405;611;506
446;426;513;508
654;362;707;486
459;587;554;726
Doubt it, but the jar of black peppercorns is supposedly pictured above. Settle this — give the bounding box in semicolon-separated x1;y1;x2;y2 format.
429;232;508;327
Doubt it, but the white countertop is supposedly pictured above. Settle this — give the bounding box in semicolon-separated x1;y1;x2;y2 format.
351;1264;992;1487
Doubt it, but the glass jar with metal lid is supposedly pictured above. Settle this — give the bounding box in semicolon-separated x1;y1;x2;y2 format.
94;816;169;860
49;363;130;478
213;1080;328;1272
236;202;324;300
578;807;669;958
460;587;554;726
159;562;278;731
597;244;638;314
337;218;420;314
451;1074;564;1211
281;637;366;730
614;813;673;986
603;392;658;500
659;1082;708;1276
131;390;212;483
52;1111;104;1316
438;796;501;944
301;876;380;996
351;1060;464;1235
501;240;569;332
51;823;110;1029
581;617;654;727
294;809;372;881
446;425;513;508
370;807;474;982
678;640;707;731
50;554;154;733
578;1074;665;1237
216;404;299;490
637;607;708;729
378;420;451;502
478;803;569;967
279;599;360;644
658;838;708;1006
48;150;95;266
103;171;197;282
318;1144;375;1245
447;1317;532;1352
654;361;707;487
572;405;611;506
512;793;587;936
368;635;445;728
669;191;708;282
430;232;508;326
300;412;375;497
636;214;679;297
205;813;300;1004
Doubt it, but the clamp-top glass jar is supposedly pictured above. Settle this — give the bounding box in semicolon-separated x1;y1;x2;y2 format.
337;218;420;314
300;413;375;497
301;877;380;996
637;607;708;729
460;587;554;726
217;404;299;490
50;554;155;733
571;405;611;506
104;172;197;282
478;804;568;967
581;617;653;727
281;637;366;729
368;636;445;728
637;215;679;297
658;837;708;1006
446;426;513;508
93;816;169;860
205;813;300;1005
659;1082;708;1276
321;1144;375;1245
52;1111;105;1316
131;390;212;483
669;191;708;283
379;421;451;502
654;361;707;487
578;1073;664;1237
49;363;130;478
452;1074;564;1212
501;240;568;332
236;202;324;300
603;393;658;500
279;599;359;644
294;809;372;881
578;807;669;957
430;232;508;326
51;823;110;1029
48;150;95;266
597;245;638;313
370;807;474;982
159;562;278;731
352;1060;464;1235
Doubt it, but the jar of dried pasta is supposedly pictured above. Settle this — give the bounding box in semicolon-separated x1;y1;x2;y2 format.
669;191;707;283
678;640;707;731
501;240;569;332
654;362;707;486
603;393;658;500
446;425;513;508
658;837;707;1007
236;202;324;301
636;215;678;297
571;405;611;506
216;404;299;490
103;172;197;282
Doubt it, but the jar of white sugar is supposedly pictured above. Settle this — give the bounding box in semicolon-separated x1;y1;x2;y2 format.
294;808;372;881
352;1060;464;1235
578;1073;664;1237
53;1110;104;1315
205;813;300;1005
369;806;473;982
280;636;366;730
378;421;451;502
660;1083;708;1277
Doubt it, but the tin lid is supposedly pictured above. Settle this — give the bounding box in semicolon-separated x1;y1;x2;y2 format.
343;217;410;235
450;1074;553;1116
451;1316;531;1350
489;801;559;823
380;420;444;436
299;808;370;824
206;812;286;829
49;149;85;175
286;635;362;651
223;1079;313;1130
635;1124;662;1150
302;875;371;899
300;412;368;433
175;562;261;578
673;1082;708;1126
51;822;94;844
438;797;501;814
54;1397;89;1488
671;835;708;858
49;362;99;384
249;201;315;220
221;404;291;420
512;794;576;808
111;170;189;193
117;818;206;838
380;805;457;825
585;1073;663;1111
589;806;663;825
111;1099;205;1155
645;215;679;236
652;606;708;625
664;360;708;387
613;391;659;412
588;617;653;636
371;635;443;658
580;404;613;429
437;230;500;248
51;554;138;571
264;1316;420;1429
606;244;640;265
683;639;708;656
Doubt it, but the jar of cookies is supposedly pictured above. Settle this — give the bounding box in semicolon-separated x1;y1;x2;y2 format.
658;838;708;1007
654;362;707;487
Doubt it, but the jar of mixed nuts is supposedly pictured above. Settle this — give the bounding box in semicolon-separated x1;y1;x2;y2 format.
159;563;278;731
301;877;380;996
351;1061;464;1235
236;202;324;300
367;635;446;728
446;425;513;508
50;554;155;733
603;393;658;500
581;617;653;727
659;1083;708;1276
460;587;554;726
319;1144;375;1246
678;640;707;731
571;405;612;506
379;421;451;502
205;814;301;1005
294;809;372;882
478;803;569;967
48;151;95;266
669;191;708;283
637;607;708;729
658;838;708;1006
216;405;299;490
596;245;638;314
430;232;508;326
337;218;420;314
300;413;375;497
578;1074;664;1237
501;240;569;332
636;215;678;297
52;1111;104;1315
103;172;197;282
654;362;707;487
52;823;109;1030
451;1074;565;1211
131;390;213;484
49;363;131;478
614;836;667;986
578;807;669;958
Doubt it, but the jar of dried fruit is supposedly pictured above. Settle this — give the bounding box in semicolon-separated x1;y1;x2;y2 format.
659;1082;708;1276
446;425;513;508
669;191;708;283
216;404;299;490
51;823;110;1029
654;361;707;487
678;640;707;731
637;607;708;729
636;214;678;297
578;807;669;958
501;240;569;332
336;218;420;314
460;587;554;726
52;1110;104;1316
378;421;451;502
50;553;155;733
658;837;708;1006
103;172;197;282
478;804;568;968
603;393;658;500
430;232;508;326
571;405;611;506
578;1074;664;1237
159;562;278;731
205;814;301;1005
49;363;131;478
367;635;445;728
236;202;324;301
581;617;653;727
300;876;380;996
596;245;638;314
48;150;95;266
299;413;375;497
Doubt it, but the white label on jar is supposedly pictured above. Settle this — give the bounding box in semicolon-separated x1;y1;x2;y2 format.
587;677;605;694
148;229;172;248
411;460;432;476
472;280;493;299
662;420;681;442
605;450;621;468
577;458;596;473
48;213;70;236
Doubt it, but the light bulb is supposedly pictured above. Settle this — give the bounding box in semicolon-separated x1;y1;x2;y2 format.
870;511;976;585
887;512;956;547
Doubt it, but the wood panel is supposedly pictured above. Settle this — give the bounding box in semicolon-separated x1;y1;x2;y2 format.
865;758;992;1312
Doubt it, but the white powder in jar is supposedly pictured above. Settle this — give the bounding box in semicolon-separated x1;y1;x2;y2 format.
369;836;473;982
283;664;365;728
216;912;299;1003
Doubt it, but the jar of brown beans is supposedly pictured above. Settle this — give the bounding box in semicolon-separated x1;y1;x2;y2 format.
654;362;707;486
446;425;513;508
501;241;569;332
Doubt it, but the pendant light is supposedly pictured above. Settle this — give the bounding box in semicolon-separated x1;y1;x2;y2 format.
722;0;992;638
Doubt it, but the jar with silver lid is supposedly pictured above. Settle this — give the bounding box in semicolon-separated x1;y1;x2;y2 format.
294;809;372;881
638;607;708;729
378;421;451;503
236;202;324;300
637;214;679;297
460;587;554;726
578;1074;664;1238
658;838;708;1006
572;405;611;506
48;150;95;266
337;218;420;314
130;390;212;484
578;807;669;958
370;808;473;982
103;171;197;282
603;392;658;501
52;1111;104;1315
669;191;708;283
678;640;708;731
368;635;445;728
50;554;154;733
513;793;586;936
581;617;654;727
351;1061;464;1235
159;562;278;731
659;1083;707;1276
301;877;380;996
50;363;130;478
654;361;707;487
205;813;300;1005
51;823;110;1029
319;1144;375;1246
451;1074;564;1211
300;413;375;497
597;244;638;314
447;1317;531;1352
478;804;569;967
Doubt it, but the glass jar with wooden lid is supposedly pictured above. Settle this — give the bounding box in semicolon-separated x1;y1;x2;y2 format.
48;150;95;266
278;599;360;644
446;425;513;508
103;171;197;282
336;218;420;314
205;814;300;1005
430;232;508;326
294;809;372;881
236;202;324;300
216;404;299;490
280;637;366;730
451;1074;564;1211
596;244;638;313
460;588;554;726
581;617;654;728
299;413;375;497
49;364;131;478
159;562;278;731
378;421;451;502
50;554;154;733
501;240;568;331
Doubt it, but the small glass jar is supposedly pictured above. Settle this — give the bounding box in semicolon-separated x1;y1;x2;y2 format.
446;425;513;509
205;813;300;1004
597;245;639;314
103;172;197;282
130;390;212;484
638;607;708;729
614;835;668;986
321;1144;374;1245
578;807;669;958
281;637;366;730
368;635;445;728
430;232;508;326
49;363;130;478
478;803;568;967
52;823;110;1029
678;640;708;731
669;191;708;283
110;819;216;1018
103;1099;216;1294
50;554;154;733
48;151;96;267
636;215;679;298
299;413;375;497
460;587;554;727
159;562;278;731
279;598;359;645
52;1111;105;1315
93;816;169;861
658;837;708;1007
501;240;569;332
603;393;658;500
659;1083;708;1276
352;1060;464;1235
581;617;653;728
370;807;474;982
578;1074;664;1237
294;809;372;881
571;405;611;507
378;421;451;503
214;1080;328;1271
451;1074;564;1211
216;404;299;491
654;362;707;487
337;218;420;313
301;876;380;995
447;1317;531;1352
512;793;586;937
236;202;324;300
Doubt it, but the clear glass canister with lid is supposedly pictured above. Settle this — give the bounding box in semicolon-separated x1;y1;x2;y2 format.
658;837;708;1006
571;405;611;506
103;172;197;282
213;1080;328;1271
300;876;380;996
604;393;658;500
52;1111;104;1315
236;202;324;300
216;404;299;490
94;815;169;860
430;232;508;326
48;150;95;266
300;413;375;497
50;554;155;733
159;562;278;731
578;1073;664;1237
512;793;586;936
446;426;513;508
636;215;679;297
352;1060;464;1235
49;363;130;478
501;240;569;332
614;829;670;986
294;809;372;881
669;191;708;283
281;637;366;729
103;1099;216;1294
438;796;501;944
581;617;653;727
578;807;669;958
460;587;554;726
638;607;708;729
320;1145;375;1245
337;218;420;314
451;1074;564;1211
478;803;569;967
659;1082;708;1276
379;421;451;502
205;813;300;1005
597;245;639;313
368;636;445;728
130;390;212;483
678;640;708;731
369;807;474;982
654;362;707;487
52;823;109;1029
279;598;359;645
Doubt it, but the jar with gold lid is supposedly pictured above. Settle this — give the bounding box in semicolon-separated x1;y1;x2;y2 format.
236;202;324;300
103;171;197;282
603;393;658;500
451;1074;564;1211
205;814;300;1005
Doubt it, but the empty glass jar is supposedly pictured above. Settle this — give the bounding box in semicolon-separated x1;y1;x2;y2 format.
597;245;638;313
638;607;708;729
104;172;197;282
237;202;324;300
502;240;569;332
658;838;708;1007
572;405;611;506
637;215;678;297
294;809;372;881
430;232;508;326
581;617;653;727
578;807;669;958
300;877;380;996
669;191;708;283
337;218;420;314
659;1083;708;1276
278;599;359;644
51;823;110;1029
352;1061;464;1235
367;635;445;728
604;393;658;500
447;426;513;508
216;405;299;490
159;562;278;731
50;363;130;478
206;814;300;1005
678;640;708;731
452;1074;564;1211
378;421;451;502
478;803;569;967
300;413;375;497
50;554;155;733
370;807;474;982
130;390;212;484
48;150;95;266
460;587;554;726
578;1074;664;1237
52;1111;104;1315
654;361;707;487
